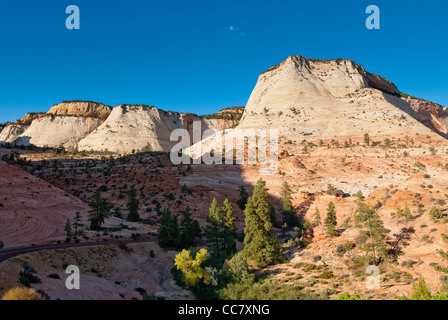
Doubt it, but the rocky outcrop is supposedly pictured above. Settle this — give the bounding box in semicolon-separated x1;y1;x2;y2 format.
0;124;27;144
77;105;237;153
5;102;112;148
14;115;103;148
1;101;238;151
47;101;112;120
405;98;448;135
236;55;443;139
0;113;46;144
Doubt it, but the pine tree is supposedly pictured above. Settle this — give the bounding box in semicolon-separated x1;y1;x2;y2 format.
269;206;278;227
243;179;283;267
205;198;223;255
280;181;297;228
236;186;249;210
222;198;237;254
364;133;370;146
126;186;141;222
355;191;366;208
280;182;293;212
354;199;390;265
72;211;83;238
158;208;179;248
205;198;236;258
64;218;72;238
179;207;202;248
325;202;338;236
313;207;322;226
88;191;111;230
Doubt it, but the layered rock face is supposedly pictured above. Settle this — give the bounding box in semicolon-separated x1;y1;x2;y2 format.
0;113;46;144
47;101;112;120
405;98;448;135
237;55;446;140
0;124;27;144
14;115;103;148
9;102;111;148
0;101;238;151
77;105;237;153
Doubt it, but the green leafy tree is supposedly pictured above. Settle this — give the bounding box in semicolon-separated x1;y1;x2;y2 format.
158;208;179;248
126;186;141;222
179;207;202;248
243;179;283;267
88;191;111;230
325;202;338;236
236;186;249;210
174;249;215;286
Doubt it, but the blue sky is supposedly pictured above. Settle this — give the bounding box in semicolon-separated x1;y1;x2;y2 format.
0;0;447;123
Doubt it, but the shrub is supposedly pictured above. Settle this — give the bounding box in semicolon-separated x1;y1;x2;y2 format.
18;263;41;287
117;240;128;251
343;241;355;251
415;162;426;170
1;287;46;300
0;241;3;249
333;292;365;300
401;260;417;268
430;207;443;219
135;287;147;294
397;275;448;300
314;271;334;279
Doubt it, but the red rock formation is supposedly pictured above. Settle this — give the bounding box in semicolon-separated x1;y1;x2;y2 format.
407;98;448;134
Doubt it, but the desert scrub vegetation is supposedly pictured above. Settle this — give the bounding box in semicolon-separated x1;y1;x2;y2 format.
414;162;426;171
397;275;448;300
1;287;46;300
18;262;41;287
333;292;365;300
